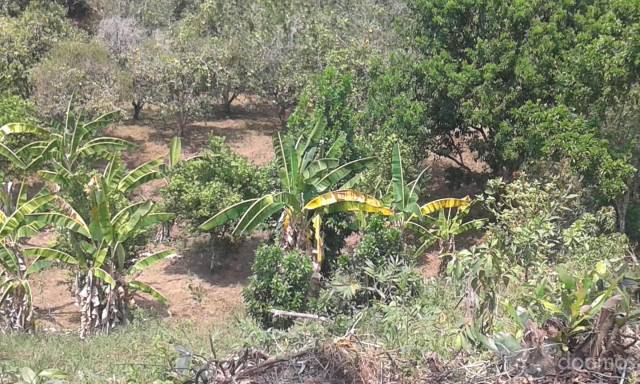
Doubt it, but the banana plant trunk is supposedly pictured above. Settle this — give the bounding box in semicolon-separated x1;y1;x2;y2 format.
76;271;130;339
0;288;32;332
281;212;321;278
0;252;32;332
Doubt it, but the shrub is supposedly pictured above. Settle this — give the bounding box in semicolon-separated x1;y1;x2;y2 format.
0;95;37;126
286;67;357;162
243;244;313;329
162;136;271;235
316;217;422;315
0;2;77;96
29;39;123;119
449;174;636;344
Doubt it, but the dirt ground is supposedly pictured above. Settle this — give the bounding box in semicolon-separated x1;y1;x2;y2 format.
31;102;278;332
29;99;484;332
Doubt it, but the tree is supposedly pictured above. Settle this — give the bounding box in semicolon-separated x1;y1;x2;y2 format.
29;40;124;119
96;16;143;60
0;2;77;96
30;158;174;338
175;0;260;115
0;183;56;331
366;0;640;232
154;48;208;136
119;40;166;120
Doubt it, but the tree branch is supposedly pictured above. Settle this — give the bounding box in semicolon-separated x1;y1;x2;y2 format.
270;309;328;322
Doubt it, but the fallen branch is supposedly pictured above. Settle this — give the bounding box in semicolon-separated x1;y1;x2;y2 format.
271;309;328;322
235;350;309;380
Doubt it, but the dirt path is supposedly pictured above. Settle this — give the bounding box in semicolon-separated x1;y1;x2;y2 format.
31;106;278;332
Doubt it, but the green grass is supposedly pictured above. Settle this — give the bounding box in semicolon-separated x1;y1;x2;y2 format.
0;278;467;383
0;312;246;384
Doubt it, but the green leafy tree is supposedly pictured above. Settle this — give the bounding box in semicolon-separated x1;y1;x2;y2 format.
176;0;259;115
154;48;209;136
0;2;77;96
29;40;124;119
346;0;640;235
287;68;357;162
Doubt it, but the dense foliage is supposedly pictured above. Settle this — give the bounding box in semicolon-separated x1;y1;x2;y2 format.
1;1;640;382
163;137;271;233
243;244;313;329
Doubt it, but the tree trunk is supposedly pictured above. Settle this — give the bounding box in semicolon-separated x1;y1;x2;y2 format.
278;105;287;127
77;271;130;339
132;101;144;120
222;88;237;116
177;110;188;137
0;287;32;332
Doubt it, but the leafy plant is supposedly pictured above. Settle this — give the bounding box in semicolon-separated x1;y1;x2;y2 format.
0;182;55;332
0;365;66;384
200;123;390;274
30;158;174;338
409;199;485;273
0;107;129;213
163;136;269;234
383;143;479;263
525;262;622;351
243;244;313;329
318;217;423;315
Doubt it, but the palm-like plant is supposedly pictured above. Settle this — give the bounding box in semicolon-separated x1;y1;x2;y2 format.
409;198;485;256
0;106;130;190
382;143;481;258
200;122;391;272
0;182;56;331
28;159;174;338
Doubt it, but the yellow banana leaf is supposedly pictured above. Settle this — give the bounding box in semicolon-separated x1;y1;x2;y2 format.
304;190;393;216
420;196;471;216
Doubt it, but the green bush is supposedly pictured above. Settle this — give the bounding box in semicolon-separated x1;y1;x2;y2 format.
162;136;272;234
243;244;313;329
449;174;635;344
479;175;630;276
316;217;422;315
0;95;37;126
286;67;357;162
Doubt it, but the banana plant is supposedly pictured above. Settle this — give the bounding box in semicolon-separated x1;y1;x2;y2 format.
380;143;481;258
28;158;174;338
0;105;130;190
387;143;429;225
157;136;186;242
200;121;391;273
410;198;485;256
0;182;56;332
